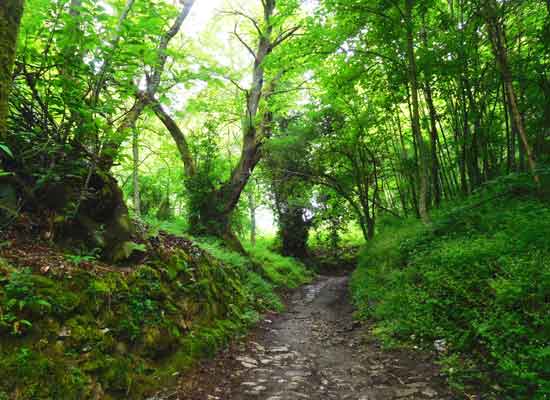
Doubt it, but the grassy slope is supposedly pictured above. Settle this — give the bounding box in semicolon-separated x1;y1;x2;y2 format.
0;234;312;399
350;174;550;399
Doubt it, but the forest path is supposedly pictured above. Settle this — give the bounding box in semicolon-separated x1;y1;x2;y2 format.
154;276;453;400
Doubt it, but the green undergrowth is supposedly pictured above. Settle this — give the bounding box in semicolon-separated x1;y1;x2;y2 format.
351;173;550;399
0;234;312;399
196;237;313;311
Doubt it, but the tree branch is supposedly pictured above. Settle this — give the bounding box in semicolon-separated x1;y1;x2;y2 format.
223;10;262;36
273;26;300;48
233;24;257;59
149;98;196;177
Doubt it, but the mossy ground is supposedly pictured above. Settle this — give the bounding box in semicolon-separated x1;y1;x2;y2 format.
0;233;312;399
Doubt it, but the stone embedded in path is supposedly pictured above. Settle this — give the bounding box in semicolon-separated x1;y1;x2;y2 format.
422;388;439;398
236;356;258;368
395;387;419;397
269;346;290;353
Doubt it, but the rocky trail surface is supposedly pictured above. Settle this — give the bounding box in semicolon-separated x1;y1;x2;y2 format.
152;276;454;400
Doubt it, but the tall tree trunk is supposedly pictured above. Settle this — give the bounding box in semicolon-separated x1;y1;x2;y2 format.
421;17;441;206
248;191;256;246
405;0;430;223
424;82;442;206
91;0;136;104
484;0;540;185
0;0;24;142
464;79;482;188
503;80;514;172
188;0;286;250
132;127;141;217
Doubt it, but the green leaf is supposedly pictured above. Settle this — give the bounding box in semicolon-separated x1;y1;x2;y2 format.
20;319;33;327
0;144;13;158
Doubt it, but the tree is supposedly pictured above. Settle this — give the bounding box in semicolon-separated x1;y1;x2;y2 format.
0;0;24;141
262;118;314;258
405;0;430;222
482;0;540;185
100;0;196;169
151;0;301;250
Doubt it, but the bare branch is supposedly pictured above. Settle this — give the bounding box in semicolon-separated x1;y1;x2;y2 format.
223;10;262;36
226;76;249;94
273;26;300;48
233;23;257;59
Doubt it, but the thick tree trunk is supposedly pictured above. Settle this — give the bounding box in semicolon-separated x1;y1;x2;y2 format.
484;0;539;185
187;2;280;249
405;0;430;223
0;0;24;142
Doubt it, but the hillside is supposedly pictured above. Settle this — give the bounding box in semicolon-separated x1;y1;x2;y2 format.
351;175;550;399
0;230;311;399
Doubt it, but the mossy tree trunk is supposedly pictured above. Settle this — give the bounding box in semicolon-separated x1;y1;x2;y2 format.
188;188;246;253
277;205;310;259
0;0;24;142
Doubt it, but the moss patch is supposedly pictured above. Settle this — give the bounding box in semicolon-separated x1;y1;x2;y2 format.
0;235;312;399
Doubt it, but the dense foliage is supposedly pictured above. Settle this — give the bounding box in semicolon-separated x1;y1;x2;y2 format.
0;0;549;398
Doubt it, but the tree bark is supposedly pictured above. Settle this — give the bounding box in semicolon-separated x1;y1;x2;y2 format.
0;0;24;142
132;127;140;217
420;18;441;206
423;82;441;207
151;99;196;176
188;0;284;249
405;0;430;223
92;0;136;105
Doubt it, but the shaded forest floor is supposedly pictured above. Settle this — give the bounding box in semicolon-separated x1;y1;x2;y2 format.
151;276;452;400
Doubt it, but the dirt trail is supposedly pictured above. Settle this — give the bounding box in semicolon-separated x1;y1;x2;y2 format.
153;276;453;400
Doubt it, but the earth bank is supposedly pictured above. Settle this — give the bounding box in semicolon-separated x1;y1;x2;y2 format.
0;232;311;399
